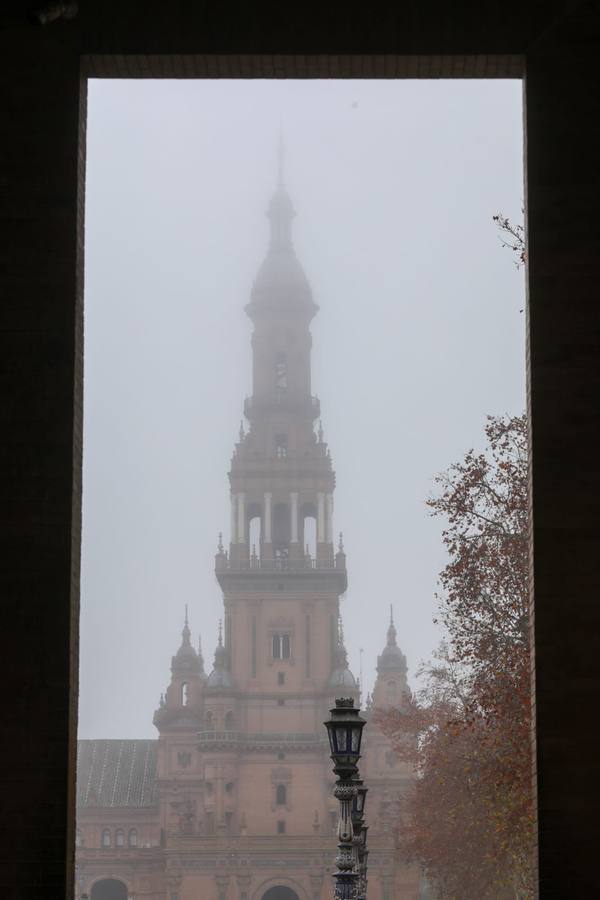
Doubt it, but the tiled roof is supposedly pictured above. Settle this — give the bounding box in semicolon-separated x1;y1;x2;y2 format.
77;740;158;809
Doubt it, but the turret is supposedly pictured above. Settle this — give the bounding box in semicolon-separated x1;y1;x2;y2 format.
153;607;204;731
328;616;359;700
371;606;410;710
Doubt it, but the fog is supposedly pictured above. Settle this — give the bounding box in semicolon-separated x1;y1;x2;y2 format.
79;78;524;739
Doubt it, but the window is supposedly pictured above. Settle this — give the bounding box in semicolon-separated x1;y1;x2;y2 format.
225;781;234;795
180;681;188;706
225;811;233;833
205;710;213;729
225;711;234;730
387;680;396;705
101;828;111;847
272;633;291;659
276;784;287;806
115;828;124;847
277;698;285;706
128;828;138;847
277;751;285;760
277;820;286;834
275;353;287;389
277;671;285;685
275;434;288;459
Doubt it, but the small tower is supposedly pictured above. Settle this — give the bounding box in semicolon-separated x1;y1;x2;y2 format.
372;606;410;710
328;616;359;703
154;607;205;730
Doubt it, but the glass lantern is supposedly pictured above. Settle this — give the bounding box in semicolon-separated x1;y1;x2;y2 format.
324;698;367;778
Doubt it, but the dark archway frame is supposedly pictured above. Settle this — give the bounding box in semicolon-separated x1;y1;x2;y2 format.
3;5;600;898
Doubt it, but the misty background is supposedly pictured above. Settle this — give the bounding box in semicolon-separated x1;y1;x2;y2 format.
79;78;525;739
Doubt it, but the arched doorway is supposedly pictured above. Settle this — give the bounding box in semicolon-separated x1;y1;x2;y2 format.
262;888;300;900
90;879;128;900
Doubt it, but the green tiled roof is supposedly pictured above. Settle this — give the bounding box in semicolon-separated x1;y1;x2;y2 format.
77;740;158;808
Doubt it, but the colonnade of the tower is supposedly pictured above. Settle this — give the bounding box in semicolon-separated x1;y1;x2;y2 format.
228;490;334;558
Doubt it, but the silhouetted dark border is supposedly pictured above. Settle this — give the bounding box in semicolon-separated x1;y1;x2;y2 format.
2;2;600;896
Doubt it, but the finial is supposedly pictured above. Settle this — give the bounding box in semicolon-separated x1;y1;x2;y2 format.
338;613;345;646
387;606;398;646
218;532;224;553
338;532;345;553
239;420;245;442
277;125;285;188
181;605;191;645
318;419;324;443
218;619;223;647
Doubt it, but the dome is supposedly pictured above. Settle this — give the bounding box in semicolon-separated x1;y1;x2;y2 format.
246;175;317;318
206;622;235;690
328;666;358;689
328;617;358;689
206;667;235;689
171;610;203;676
377;608;408;675
250;246;315;313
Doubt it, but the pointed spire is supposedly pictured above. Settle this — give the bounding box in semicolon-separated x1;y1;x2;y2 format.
217;532;224;553
338;532;345;554
318;419;324;443
171;605;201;674
182;605;191;645
206;618;234;688
387;605;397;647
335;614;348;668
239;420;245;442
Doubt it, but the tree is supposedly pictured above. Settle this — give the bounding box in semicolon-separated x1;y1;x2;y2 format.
380;414;534;899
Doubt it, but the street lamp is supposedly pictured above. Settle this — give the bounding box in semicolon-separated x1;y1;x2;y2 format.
352;782;369;900
324;698;368;900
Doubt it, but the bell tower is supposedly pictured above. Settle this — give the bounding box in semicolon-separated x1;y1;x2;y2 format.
215;141;348;710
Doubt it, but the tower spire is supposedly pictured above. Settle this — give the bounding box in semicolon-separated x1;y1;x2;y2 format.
387;605;397;647
182;605;191;645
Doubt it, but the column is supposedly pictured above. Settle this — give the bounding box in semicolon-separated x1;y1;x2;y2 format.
290;492;299;543
230;493;237;545
264;492;272;543
326;492;334;544
237;492;246;543
317;492;325;544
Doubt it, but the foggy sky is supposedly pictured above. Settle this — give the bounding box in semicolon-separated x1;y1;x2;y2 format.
79;78;525;738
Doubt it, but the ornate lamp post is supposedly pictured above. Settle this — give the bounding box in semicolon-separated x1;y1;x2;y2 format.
324;698;368;899
352;782;369;900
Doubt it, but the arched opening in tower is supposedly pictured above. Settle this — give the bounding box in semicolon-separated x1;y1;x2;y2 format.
90;879;128;900
300;502;317;560
247;502;262;559
261;888;300;900
272;503;290;559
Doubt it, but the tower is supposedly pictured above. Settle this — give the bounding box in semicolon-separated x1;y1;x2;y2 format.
75;147;421;900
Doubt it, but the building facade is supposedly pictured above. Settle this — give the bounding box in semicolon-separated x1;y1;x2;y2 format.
76;156;420;900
